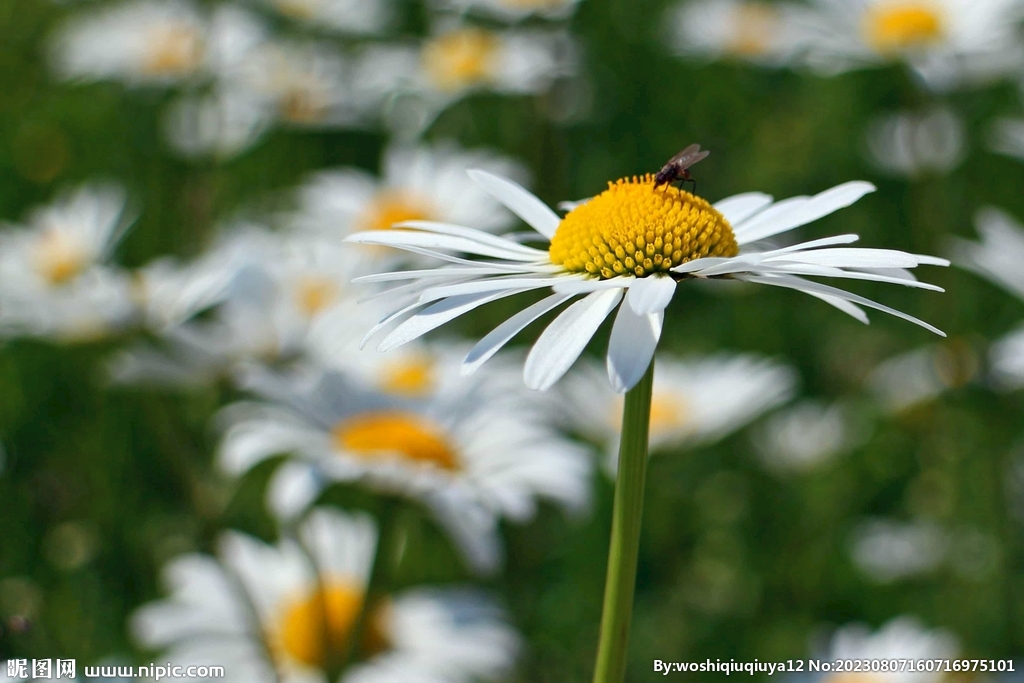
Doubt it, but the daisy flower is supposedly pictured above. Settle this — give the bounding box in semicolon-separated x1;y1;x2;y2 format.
849;518;947;583
347;169;949;393
290;141;530;245
256;0;393;35
163;85;272;161
216;366;591;573
864;106;966;178
791;0;1024;91
665;0;810;66
867;340;978;413
553;354;795;470
989;116;1024;163
815;616;957;683
130;508;520;683
753;399;870;473
0;183;138;341
349;27;577;130
430;0;583;23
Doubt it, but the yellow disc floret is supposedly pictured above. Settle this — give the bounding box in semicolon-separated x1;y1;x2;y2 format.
548;174;738;280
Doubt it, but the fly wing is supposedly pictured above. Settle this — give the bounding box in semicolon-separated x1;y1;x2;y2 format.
668;143;709;170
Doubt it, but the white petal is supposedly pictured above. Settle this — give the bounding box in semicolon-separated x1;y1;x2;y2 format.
734;182;876;245
606;304;663;393
378;289;530;352
345;229;546;262
736;273;945;336
714;192;774;224
803;291;869;324
467;169;561;239
419;275;572;301
765;247;931;269
462;292;575;375
552;277;634;294
352;266;519;283
524;289;623;391
393;220;548;256
625;274;676;314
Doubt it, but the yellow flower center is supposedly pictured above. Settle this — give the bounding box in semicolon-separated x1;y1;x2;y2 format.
359;191;436;232
275;0;319;19
612;391;691;439
728;4;778;56
279;86;329;124
864;2;945;53
332;411;459;470
33;231;89;285
549;175;738;279
422;29;499;93
143;25;204;76
276;581;390;668
379;356;437;397
294;276;338;317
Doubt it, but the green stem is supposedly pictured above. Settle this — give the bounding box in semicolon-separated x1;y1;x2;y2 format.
592;360;655;683
341;501;402;672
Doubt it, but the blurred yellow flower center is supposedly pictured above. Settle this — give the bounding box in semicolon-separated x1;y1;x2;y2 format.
144;25;204;76
275;0;319;19
294;277;338;317
549;175;738;279
728;4;778;56
823;674;886;683
379;356;437;397
360;191;436;232
612;391;691;437
333;411;459;470
864;2;944;52
277;581;391;668
280;86;329;124
34;231;89;285
422;29;499;93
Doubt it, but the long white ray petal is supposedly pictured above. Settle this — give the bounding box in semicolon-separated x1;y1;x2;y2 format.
524;289;624;391
607;304;664;393
419;275;578;301
625;274;676;314
393;220;549;256
734;182;876;245
757;234;860;255
467;169;562;239
804;291;869;324
764;247;937;269
714;192;774;225
736;274;945;336
749;264;945;291
352;266;532;284
378;288;533;352
552;277;636;294
345;229;547;262
670;256;743;274
462;292;576;376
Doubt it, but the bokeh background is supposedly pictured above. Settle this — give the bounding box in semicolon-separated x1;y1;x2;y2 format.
3;0;1024;680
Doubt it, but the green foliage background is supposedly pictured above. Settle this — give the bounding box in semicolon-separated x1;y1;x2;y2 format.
2;0;1024;680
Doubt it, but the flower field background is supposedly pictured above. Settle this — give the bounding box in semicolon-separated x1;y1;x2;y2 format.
2;0;1024;680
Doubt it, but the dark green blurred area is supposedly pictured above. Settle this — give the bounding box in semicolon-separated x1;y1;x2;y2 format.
3;0;1024;680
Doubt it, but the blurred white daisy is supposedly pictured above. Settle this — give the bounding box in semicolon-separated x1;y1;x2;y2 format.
49;0;263;87
110;232;367;387
257;0;393;35
665;0;810;65
431;0;583;22
989;116;1024;163
867;340;978;413
849;518;947;583
290;142;530;247
217;367;591;573
555;354;795;470
0;183;138;340
163;85;272;161
864;106;966;178
792;0;1024;90
953;206;1024;303
131;508;520;683
990;327;1024;391
347;169;948;393
754;399;870;474
816;616;957;683
349;28;577;132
